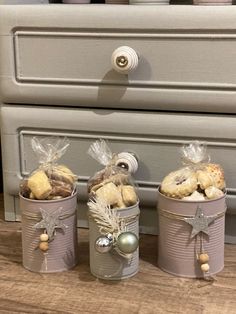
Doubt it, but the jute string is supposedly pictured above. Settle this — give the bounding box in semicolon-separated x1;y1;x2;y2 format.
88;212;139;223
159;207;226;221
112;213;140;229
22;210;76;222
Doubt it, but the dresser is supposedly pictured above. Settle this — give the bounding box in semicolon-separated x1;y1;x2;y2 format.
0;4;236;243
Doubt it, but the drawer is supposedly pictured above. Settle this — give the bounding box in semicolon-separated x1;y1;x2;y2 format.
1;105;236;241
1;5;236;112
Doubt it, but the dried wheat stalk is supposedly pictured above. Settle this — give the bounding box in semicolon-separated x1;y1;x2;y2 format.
88;198;124;235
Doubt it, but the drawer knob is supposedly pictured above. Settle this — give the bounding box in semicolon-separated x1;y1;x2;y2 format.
116;55;129;68
111;46;139;74
116;152;139;174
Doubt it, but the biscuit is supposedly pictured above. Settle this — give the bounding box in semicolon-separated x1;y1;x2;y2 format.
205;186;224;199
46;165;77;185
95;182;125;208
28;170;52;200
120;185;138;207
196;170;214;190
160;168;198;199
204;163;225;190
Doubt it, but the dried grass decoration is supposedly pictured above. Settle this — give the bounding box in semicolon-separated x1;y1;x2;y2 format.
88;198;139;259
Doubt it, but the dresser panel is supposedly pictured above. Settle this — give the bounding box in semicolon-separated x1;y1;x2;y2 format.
1;5;236;112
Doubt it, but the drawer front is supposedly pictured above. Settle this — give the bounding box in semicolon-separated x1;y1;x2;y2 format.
13;31;236;86
1;6;236;112
1;105;236;234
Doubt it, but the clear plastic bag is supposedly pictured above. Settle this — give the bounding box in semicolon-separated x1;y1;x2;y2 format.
181;141;210;167
87;139;138;209
20;137;78;200
160;141;226;200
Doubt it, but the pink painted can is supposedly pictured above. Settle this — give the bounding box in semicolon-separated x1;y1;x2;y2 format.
193;0;232;4
157;189;226;278
20;191;79;273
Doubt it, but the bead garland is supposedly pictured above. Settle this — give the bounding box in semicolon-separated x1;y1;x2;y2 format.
198;253;210;273
39;232;49;252
196;232;212;280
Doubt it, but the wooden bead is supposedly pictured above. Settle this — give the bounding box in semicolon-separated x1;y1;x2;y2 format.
40;233;49;242
201;263;210;272
39;241;49;252
199;253;209;264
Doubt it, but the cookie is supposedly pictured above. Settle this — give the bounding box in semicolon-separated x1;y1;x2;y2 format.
204;163;225;190
197;164;226;191
160;168;198;199
95;182;125;208
46;165;77;185
205;186;224;199
28;170;52;200
120;185;138;207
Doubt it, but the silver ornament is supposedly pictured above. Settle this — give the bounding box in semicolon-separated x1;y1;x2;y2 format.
116;232;139;254
95;235;113;253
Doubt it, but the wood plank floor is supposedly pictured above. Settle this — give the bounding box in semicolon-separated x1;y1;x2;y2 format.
0;195;235;314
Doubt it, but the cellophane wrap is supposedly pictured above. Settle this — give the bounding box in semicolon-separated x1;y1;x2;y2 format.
180;141;210;167
160;141;226;200
87;139;138;209
20;137;78;200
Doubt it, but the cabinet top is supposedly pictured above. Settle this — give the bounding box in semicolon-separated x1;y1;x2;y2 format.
1;5;236;31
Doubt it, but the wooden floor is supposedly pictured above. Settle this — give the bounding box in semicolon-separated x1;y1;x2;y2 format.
0;196;236;314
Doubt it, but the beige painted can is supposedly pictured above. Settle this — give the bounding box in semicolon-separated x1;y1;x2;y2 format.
89;202;139;280
106;0;129;4
20;191;79;273
157;190;226;278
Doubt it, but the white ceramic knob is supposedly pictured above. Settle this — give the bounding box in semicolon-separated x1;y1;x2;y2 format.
116;152;139;174
111;46;139;74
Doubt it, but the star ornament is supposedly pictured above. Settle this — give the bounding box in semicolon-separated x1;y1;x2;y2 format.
34;207;67;239
184;206;218;239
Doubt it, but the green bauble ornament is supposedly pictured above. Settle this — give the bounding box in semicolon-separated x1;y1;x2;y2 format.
116;232;139;254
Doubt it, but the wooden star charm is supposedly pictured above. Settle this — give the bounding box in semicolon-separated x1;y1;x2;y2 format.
184;206;218;238
34;207;67;239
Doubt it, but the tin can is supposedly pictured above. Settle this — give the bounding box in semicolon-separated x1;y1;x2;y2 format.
89;202;139;280
193;0;232;4
20;191;78;273
157;189;226;278
129;0;169;4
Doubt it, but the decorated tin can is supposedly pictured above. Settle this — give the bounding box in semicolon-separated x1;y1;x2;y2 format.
157;189;226;278
89;201;140;280
20;190;78;273
129;0;169;4
193;0;232;4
